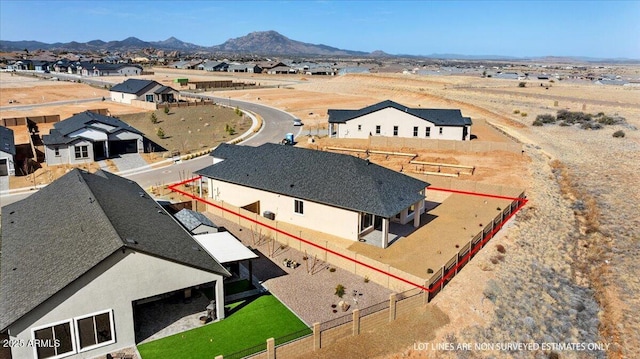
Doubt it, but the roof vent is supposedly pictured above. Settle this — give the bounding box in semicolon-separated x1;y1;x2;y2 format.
125;238;138;245
192;246;201;251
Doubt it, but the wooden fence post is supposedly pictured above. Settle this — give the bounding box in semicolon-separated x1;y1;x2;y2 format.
313;322;321;350
352;309;360;336
389;293;397;322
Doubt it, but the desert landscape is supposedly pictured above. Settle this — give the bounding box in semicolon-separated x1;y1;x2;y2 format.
1;65;639;359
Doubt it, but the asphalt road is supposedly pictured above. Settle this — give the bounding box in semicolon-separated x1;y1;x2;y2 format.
0;95;299;207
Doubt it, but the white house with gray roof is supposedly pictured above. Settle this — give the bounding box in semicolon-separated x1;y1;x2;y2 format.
42;111;145;165
109;79;178;105
0;169;230;359
328;100;472;141
196;144;429;248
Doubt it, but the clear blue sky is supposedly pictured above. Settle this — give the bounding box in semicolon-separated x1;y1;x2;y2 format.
1;0;638;59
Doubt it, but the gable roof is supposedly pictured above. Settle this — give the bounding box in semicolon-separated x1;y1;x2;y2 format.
175;209;218;232
196;144;428;218
110;78;160;95
0;169;229;331
42;111;142;145
328;100;472;126
0;126;16;155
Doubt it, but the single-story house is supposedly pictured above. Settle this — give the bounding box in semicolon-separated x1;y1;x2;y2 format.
198;61;229;72
227;63;261;73
78;62;142;77
0;126;16;176
327;100;472;141
264;65;295;75
42;111;145;165
0;169;230;359
175;208;219;234
109;79;178;104
196;143;429;248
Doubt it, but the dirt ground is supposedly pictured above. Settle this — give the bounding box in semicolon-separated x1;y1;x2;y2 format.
2;67;639;358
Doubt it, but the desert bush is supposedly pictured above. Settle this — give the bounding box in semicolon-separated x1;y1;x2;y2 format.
518;82;526;88
612;130;625;138
164;105;170;115
335;284;345;298
496;244;506;254
532;119;544;126
559;121;570;126
150;112;158;124
156;127;165;138
520;112;528;117
556;110;592;124
513;109;520;114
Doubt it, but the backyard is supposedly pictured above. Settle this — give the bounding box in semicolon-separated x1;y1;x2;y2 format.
137;294;311;359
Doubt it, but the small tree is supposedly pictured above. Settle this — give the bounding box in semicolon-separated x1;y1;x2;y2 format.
150;112;158;124
156;127;165;139
612;130;625;138
164;105;170;115
518;82;526;88
335;284;345;298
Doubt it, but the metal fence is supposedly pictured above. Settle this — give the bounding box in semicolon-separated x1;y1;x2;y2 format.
224;342;267;359
319;312;353;331
274;328;313;347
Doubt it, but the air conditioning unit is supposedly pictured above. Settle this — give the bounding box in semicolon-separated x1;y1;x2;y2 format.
263;211;275;220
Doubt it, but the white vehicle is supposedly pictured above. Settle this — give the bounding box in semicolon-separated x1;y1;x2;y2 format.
293;119;303;126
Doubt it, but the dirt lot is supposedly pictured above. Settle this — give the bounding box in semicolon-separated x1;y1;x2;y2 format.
2;67;639;358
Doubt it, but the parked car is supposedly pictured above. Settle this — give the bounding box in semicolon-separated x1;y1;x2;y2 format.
293;119;303;126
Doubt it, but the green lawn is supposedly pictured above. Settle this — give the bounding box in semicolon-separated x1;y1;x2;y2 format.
137;294;311;359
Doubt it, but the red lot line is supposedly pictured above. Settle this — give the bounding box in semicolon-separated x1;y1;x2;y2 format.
168;177;527;293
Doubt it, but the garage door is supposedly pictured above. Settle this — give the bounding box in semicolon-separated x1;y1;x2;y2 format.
0;158;8;176
110;140;137;155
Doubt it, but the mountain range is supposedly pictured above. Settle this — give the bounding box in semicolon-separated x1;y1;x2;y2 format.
0;31;370;57
1;31;637;63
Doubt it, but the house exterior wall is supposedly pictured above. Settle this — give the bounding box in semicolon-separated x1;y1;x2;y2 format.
45;139;95;165
336;108;467;141
7;250;224;359
110;91;138;104
44;144;71;166
205;178;360;241
0;150;15;176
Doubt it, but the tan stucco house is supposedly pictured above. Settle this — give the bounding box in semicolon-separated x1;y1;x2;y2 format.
0;169;230;359
196;144;429;248
328;100;472;141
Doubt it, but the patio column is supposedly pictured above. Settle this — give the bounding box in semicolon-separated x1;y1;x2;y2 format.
199;177;203;198
104;141;109;158
328;123;333;137
381;217;389;248
215;279;225;320
413;199;422;228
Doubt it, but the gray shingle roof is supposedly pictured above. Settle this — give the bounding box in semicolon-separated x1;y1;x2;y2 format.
110;78;159;95
175;209;218;232
197;144;428;218
42;111;142;145
328;100;472;126
0;126;16;155
0;169;229;331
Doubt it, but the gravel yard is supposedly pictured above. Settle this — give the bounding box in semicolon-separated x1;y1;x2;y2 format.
206;214;395;326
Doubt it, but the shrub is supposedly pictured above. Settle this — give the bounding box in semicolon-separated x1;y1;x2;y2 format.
612;130;625;138
164;105;170;114
150;113;158;124
535;114;556;125
329;267;336;273
364;276;370;283
335;284;346;298
513;109;520;114
496;244;506;254
520;112;527;117
156;127;165;138
518;82;526;88
532;119;544;126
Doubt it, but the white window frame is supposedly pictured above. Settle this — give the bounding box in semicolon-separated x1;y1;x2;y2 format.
74;145;89;160
74;309;116;353
294;199;304;215
54;147;60;157
31;318;76;359
375;125;381;135
426;127;431;137
413;126;419;137
393;126;398;136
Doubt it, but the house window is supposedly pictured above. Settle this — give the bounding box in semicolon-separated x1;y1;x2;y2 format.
145;94;154;102
357;124;362;131
425;127;431;137
32;320;75;359
393;126;398;136
74;145;89;159
413;126;419;137
54;147;60;157
294;199;304;215
75;310;115;352
439;127;443;135
375;125;381;135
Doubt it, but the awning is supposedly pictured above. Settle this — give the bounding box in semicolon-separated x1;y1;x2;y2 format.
194;232;258;264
